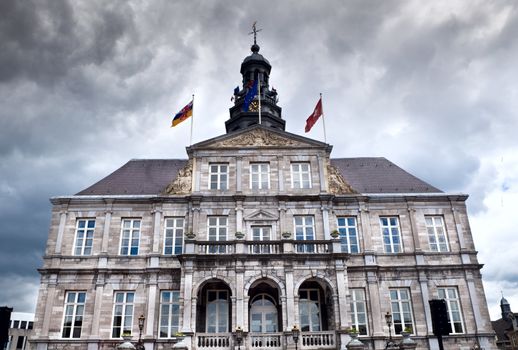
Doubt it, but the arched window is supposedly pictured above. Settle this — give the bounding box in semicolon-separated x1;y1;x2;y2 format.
250;294;278;333
206;290;229;333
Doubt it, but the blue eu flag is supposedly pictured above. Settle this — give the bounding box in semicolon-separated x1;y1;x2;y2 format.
242;80;258;112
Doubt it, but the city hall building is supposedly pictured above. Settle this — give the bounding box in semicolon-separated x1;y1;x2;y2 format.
32;40;496;350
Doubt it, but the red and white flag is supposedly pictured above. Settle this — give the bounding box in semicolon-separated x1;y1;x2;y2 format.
305;97;323;133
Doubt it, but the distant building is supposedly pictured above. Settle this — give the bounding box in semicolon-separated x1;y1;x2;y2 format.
492;297;518;349
31;38;496;350
7;312;33;350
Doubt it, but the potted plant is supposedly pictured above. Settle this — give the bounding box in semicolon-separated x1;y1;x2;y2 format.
235;231;245;239
331;229;340;238
121;330;132;341
282;231;291;239
185;231;196;239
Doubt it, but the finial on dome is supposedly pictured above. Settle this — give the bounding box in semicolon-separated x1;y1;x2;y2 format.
248;21;262;53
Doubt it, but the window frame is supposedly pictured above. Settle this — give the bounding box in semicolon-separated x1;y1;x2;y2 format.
350;288;368;335
250;163;270;190
337;217;359;253
206;289;229;333
291;162;312;189
299;288;322;332
389;288;414;334
164;218;184;255
61;291;86;339
159;290;181;338
426;216;450;252
73;219;95;256
380;217;403;253
111;291;135;338
209;163;229;190
119;219;141;256
294;216;315;253
438;287;465;334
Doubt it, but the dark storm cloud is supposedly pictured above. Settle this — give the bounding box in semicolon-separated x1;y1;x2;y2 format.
1;0;517;316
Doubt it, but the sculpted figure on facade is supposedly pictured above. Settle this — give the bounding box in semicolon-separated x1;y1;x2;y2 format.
164;160;193;194
215;128;302;147
327;163;355;194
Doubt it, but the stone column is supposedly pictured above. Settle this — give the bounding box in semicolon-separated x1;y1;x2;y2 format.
317;154;326;193
181;263;194;333
358;202;372;252
236;157;242;193
193;157;201;192
191;206;201;238
235;199;243;233
146;273;158;337
278;201;286;237
406;204;421;252
466;271;483;332
236;266;245;331
151;206;162;253
418;271;433;333
90;274;105;338
335;260;349;328
285;266;295;330
321;204;330;240
366;272;384;337
450;203;467;249
41;275;58;337
278;156;285;193
54;207;68;254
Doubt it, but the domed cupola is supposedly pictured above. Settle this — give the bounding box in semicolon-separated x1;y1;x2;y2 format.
225;23;285;133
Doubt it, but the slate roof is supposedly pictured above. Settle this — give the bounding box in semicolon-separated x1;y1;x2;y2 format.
492;315;518;345
76;157;441;196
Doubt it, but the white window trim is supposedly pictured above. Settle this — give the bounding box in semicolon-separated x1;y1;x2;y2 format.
337;217;359;253
350;288;368;335
73;219;95;256
250;163;270;190
205;289;229;333
380;217;403;253
426;216;450;252
61;291;86;339
294;216;315;240
209;163;229;190
291;162;312;189
299;288;322;332
207;217;228;241
159;290;181;338
119;219;141;256
163;218;184;255
438;287;465;334
389;288;415;334
111;291;135;338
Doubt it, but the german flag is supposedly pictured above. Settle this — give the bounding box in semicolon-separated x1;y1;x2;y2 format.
171;100;193;127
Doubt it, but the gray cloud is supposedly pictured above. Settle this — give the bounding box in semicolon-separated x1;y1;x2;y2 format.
1;0;517;317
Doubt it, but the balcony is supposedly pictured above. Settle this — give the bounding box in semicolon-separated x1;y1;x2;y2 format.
184;239;343;256
195;331;335;350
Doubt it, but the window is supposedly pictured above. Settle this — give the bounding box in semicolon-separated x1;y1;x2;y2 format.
73;219;95;255
251;226;271;253
20;321;26;329
62;291;86;338
208;217;228;253
164;218;184;255
380;217;402;253
350;289;368;335
299;289;321;331
28;322;33;330
294;216;315;253
209;163;228;190
250;163;270;190
112;292;134;338
13;320;19;329
120;219;141;256
337;217;359;253
206;290;229;333
426;216;449;252
291;162;311;189
438;287;464;334
389;289;414;334
16;336;26;350
159;291;181;338
250;294;278;333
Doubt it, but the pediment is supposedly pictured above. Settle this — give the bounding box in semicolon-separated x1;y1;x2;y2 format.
244;209;278;221
190;125;328;150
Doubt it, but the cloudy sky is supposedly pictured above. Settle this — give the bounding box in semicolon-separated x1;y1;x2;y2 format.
1;0;517;320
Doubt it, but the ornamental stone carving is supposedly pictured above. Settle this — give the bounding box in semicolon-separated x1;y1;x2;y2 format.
164;160;193;194
327;163;355;194
214;129;303;147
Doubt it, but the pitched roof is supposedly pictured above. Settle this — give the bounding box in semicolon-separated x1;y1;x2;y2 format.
76;157;441;196
331;157;442;194
76;159;188;195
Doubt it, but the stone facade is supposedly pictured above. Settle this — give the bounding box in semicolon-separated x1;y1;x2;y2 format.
31;43;496;350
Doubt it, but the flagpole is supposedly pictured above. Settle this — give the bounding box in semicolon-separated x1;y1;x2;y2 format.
320;93;327;143
190;94;194;146
258;75;262;125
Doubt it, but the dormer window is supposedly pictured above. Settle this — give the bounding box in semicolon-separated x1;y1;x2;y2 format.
209;163;228;190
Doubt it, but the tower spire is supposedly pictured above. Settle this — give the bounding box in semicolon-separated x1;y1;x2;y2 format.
248;21;262;46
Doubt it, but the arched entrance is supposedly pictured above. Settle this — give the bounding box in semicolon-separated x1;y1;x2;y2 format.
196;279;232;333
248;280;283;349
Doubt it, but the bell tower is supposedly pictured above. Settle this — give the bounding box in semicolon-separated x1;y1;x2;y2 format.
225;23;285;133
